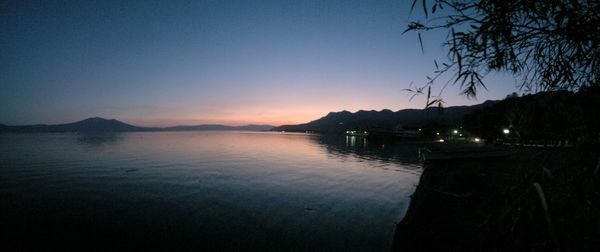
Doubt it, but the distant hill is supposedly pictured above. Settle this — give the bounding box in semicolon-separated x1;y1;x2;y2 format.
0;117;274;133
272;100;498;133
0;117;145;132
0;100;500;133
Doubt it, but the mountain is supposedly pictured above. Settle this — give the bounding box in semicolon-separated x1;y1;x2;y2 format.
272;100;499;133
0;117;274;133
0;100;498;133
0;117;146;132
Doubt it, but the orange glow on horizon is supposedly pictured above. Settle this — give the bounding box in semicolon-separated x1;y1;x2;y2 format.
124;109;330;127
110;93;456;128
122;103;424;127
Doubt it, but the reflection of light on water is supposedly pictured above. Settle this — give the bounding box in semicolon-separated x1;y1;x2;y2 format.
345;135;356;147
344;135;369;148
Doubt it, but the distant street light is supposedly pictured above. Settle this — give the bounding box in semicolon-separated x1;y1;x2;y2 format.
503;129;510;134
453;130;458;134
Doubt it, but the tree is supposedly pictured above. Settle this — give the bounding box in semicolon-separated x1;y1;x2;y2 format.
401;2;600;250
405;0;599;105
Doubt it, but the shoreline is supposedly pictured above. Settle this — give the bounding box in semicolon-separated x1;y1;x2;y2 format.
391;146;596;251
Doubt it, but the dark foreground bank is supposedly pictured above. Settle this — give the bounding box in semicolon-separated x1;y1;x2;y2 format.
393;146;599;251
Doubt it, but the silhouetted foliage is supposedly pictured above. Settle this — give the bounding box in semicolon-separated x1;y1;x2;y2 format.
463;90;584;144
400;2;600;250
405;0;599;104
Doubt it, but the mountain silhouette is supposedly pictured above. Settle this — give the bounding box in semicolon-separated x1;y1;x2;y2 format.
0;117;145;132
272;100;498;133
0;117;274;133
1;100;500;133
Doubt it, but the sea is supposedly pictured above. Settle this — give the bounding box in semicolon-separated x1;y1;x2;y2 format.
0;131;421;251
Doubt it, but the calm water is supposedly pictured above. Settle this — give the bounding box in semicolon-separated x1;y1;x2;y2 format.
0;131;421;251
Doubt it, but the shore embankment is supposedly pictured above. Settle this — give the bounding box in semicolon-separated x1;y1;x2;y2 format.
392;145;598;251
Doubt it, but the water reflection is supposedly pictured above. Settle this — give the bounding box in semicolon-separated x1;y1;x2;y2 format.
1;131;421;251
309;134;422;170
75;132;124;147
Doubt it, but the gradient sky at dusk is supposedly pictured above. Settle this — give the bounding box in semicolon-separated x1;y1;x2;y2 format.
1;0;519;126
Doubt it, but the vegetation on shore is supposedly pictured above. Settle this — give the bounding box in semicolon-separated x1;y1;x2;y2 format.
394;146;599;251
394;89;599;251
394;1;599;250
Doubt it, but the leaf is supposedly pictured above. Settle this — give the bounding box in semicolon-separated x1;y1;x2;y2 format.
409;93;419;102
427;99;438;108
532;182;556;242
457;52;462;73
474;73;487;90
542;167;553;179
409;0;417;16
403;22;424;34
427;85;431;99
434;59;439;70
418;33;424;53
422;0;428;18
425;86;432;108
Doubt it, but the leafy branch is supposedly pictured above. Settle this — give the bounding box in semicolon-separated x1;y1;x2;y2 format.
403;0;600;108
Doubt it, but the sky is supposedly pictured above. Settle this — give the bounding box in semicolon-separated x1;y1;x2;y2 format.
0;0;520;127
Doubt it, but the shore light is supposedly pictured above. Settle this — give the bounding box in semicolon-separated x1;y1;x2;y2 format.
474;138;480;142
436;132;440;136
453;130;458;134
503;129;510;134
438;139;445;143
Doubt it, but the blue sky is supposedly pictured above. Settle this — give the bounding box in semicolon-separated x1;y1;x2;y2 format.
1;0;519;126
